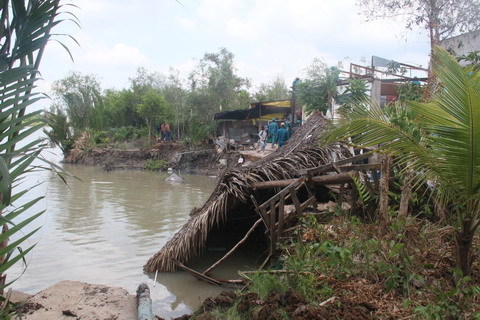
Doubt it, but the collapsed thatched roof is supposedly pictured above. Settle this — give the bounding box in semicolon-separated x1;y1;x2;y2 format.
144;112;349;272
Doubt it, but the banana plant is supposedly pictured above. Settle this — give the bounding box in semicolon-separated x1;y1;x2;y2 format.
0;0;73;305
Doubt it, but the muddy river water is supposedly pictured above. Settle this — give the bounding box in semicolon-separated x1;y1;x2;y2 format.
9;147;260;319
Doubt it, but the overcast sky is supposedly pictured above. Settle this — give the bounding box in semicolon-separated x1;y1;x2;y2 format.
39;0;431;96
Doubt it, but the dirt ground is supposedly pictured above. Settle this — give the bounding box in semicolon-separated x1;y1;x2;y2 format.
12;281;136;320
178;289;374;320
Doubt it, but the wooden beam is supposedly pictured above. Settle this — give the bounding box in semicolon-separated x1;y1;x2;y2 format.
258;177;304;211
254;171;356;190
300;196;317;212
173;259;222;286
250;195;270;230
337;163;381;172
289;186;302;214
298;152;374;176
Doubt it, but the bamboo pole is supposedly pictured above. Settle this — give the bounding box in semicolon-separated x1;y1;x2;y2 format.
173;259;222;286
202;218;263;276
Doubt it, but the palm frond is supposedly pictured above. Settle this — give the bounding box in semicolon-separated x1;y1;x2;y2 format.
0;0;69;297
323;46;480;274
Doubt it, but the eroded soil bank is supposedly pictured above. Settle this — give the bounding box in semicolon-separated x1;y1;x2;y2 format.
62;142;246;176
62;140;271;176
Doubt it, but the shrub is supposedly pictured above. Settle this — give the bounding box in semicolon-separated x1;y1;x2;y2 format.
144;159;168;171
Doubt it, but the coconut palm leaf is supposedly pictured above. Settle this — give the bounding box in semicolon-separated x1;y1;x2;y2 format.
323;46;480;275
0;0;70;301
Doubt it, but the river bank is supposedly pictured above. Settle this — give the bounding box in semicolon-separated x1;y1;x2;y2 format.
62;140;277;176
63;141;235;176
11;281;137;320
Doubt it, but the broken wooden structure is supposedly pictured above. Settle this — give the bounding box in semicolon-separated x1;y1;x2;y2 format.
144;112;384;286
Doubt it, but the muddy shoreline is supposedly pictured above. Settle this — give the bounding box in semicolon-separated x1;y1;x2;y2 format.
62;142;233;176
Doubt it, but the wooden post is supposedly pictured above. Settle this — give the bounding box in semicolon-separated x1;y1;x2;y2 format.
350;182;359;216
289;186;302;215
277;195;285;241
269;201;276;255
250;195;270;230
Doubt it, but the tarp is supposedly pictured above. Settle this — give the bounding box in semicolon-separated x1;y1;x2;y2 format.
214;100;291;120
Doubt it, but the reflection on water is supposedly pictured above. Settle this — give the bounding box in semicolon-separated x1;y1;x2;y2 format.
8;151;254;319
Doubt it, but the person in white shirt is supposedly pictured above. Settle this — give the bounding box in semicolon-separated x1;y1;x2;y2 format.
258;126;268;152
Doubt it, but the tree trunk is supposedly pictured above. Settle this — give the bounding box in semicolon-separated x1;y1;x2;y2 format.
424;3;440;101
398;168;414;216
0;224;8;295
454;227;474;277
378;156;391;234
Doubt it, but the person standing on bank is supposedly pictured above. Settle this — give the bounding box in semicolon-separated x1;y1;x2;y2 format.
277;122;290;148
164;122;172;141
258;126;267;153
160;122;166;141
268;118;278;148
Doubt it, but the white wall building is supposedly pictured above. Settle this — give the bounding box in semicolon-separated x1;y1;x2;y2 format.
441;30;480;66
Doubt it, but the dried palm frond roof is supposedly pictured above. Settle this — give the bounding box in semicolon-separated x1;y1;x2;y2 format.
144;112;350;272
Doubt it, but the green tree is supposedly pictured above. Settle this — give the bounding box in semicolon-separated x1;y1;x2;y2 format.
358;0;480;97
397;82;424;102
103;88;143;128
358;0;480;52
188;48;250;121
296;58;340;115
44;105;73;154
324;47;480;276
136;90;170;138
163;68;188;139
0;0;68;308
336;78;370;115
51;72;103;132
129;66;165;95
253;75;291;102
457;50;480;70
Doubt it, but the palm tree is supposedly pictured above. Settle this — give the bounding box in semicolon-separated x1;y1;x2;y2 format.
323;46;480;276
0;0;71;307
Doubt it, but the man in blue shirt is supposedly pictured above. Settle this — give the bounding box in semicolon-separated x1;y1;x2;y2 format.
277;122;290;148
268;118;279;148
